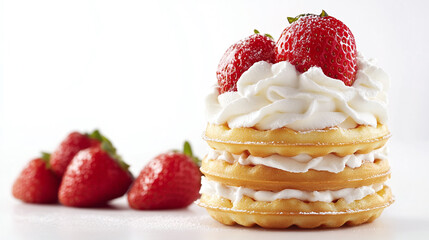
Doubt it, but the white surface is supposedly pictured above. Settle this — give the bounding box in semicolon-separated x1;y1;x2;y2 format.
1;140;429;239
0;200;426;240
2;0;429;239
0;201;417;240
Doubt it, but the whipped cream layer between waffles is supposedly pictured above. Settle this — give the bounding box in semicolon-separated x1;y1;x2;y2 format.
200;177;383;204
206;146;387;173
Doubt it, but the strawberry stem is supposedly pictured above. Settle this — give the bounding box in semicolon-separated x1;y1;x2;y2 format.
287;10;329;24
41;152;51;162
89;129;130;171
254;29;273;40
40;152;51;169
264;33;273;39
320;10;328;17
183;141;193;157
89;129;103;142
183;141;201;167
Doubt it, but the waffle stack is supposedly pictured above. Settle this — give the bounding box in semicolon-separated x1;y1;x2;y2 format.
197;11;393;228
198;122;393;228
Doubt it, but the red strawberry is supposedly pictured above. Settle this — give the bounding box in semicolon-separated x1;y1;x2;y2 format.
50;130;102;177
275;10;357;86
128;142;201;210
217;30;276;94
12;153;61;204
58;143;133;207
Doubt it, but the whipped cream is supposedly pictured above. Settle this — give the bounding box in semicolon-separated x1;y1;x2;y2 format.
200;177;383;204
206;53;389;131
206;146;387;173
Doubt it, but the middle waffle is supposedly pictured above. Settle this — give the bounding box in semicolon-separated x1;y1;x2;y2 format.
201;157;390;191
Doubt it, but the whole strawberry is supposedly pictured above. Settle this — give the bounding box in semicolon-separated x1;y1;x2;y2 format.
217;30;276;94
275;10;357;86
50;130;103;177
128;142;201;210
12;153;61;204
58;140;133;207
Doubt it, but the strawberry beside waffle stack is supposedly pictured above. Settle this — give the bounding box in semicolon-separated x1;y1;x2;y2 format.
197;11;393;228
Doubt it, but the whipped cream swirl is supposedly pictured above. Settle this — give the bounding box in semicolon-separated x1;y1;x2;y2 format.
200;177;383;204
206;53;389;131
206;146;387;173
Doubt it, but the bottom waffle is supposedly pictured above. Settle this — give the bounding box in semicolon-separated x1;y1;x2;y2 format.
197;186;393;229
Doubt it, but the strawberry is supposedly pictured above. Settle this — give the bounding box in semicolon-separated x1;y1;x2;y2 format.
217;29;276;94
275;10;357;86
12;153;61;204
127;142;201;210
50;130;103;177
58;139;133;207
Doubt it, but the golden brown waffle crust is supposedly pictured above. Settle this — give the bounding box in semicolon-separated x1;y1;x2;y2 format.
204;123;390;157
197;186;393;228
201;157;390;191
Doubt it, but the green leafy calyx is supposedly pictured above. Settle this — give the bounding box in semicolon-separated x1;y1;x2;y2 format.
89;129;130;171
40;152;51;169
254;29;273;40
182;141;201;167
287;10;329;24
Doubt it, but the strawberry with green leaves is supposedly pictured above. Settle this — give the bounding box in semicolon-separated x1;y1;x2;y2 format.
275;10;357;86
58;132;133;207
217;29;276;94
50;130;103;177
127;142;201;210
12;153;61;204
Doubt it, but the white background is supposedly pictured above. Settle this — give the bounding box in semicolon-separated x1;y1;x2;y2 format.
1;0;429;239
